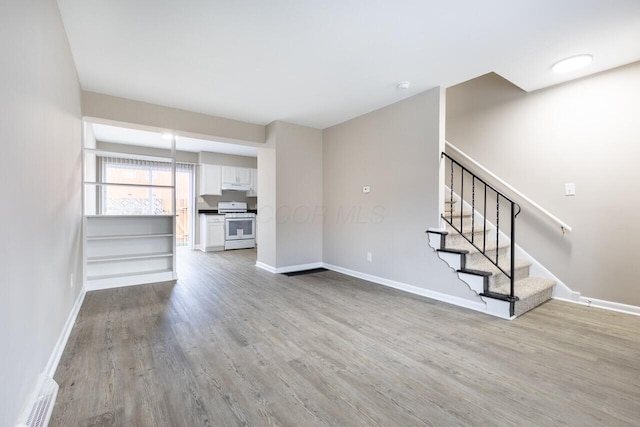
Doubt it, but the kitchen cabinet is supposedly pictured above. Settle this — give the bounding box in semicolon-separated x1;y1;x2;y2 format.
199;164;222;196
221;166;251;186
200;214;225;251
247;168;258;197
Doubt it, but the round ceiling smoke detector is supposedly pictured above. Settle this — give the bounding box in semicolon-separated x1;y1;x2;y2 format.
551;54;593;73
397;81;411;90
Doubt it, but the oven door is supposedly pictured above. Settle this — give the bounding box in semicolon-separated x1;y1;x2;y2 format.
225;217;255;240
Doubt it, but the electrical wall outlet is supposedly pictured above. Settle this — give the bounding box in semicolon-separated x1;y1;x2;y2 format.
367;252;372;262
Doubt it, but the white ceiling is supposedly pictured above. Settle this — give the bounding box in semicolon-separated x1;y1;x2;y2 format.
58;0;640;129
92;123;258;157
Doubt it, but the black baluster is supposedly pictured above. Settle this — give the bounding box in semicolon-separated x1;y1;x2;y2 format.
471;176;475;244
496;193;500;265
460;167;464;233
450;159;453;224
483;184;487;254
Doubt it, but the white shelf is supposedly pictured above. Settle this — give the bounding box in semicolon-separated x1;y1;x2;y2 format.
85;215;173;218
87;233;173;241
87;252;173;263
87;268;173;282
84;215;175;289
84;181;174;189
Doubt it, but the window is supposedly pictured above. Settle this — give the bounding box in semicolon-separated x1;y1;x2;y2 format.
100;158;173;215
96;156;195;246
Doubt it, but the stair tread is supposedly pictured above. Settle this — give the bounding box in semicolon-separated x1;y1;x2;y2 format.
444;239;510;254
465;258;531;276
445;224;491;236
493;277;556;300
442;211;472;218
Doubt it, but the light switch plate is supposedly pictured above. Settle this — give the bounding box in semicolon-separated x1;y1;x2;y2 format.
565;183;576;196
363;185;371;193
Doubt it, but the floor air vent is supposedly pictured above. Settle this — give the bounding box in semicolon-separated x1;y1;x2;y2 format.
18;374;59;427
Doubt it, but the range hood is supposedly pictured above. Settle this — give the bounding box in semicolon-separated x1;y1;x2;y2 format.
221;182;250;191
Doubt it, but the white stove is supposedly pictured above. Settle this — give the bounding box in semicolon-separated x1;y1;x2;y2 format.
218;202;256;250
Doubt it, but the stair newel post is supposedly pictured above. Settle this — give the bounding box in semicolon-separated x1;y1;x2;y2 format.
510;201;516;301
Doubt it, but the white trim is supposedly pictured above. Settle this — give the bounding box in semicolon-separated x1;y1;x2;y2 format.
554;296;640;317
445;140;572;233
18;288;87;426
322;263;487;313
255;262;276;273
255;261;324;274
86;271;176;291
44;287;86;377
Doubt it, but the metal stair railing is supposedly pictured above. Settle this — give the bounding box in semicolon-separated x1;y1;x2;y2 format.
441;152;521;304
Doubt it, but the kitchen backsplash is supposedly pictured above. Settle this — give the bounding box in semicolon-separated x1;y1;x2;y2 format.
198;191;257;211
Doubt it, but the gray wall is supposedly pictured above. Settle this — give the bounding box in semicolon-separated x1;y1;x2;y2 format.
82;91;266;145
447;63;640;306
323;88;478;300
199;152;257;168
257;123;278;267
275;122;323;267
256;122;323;269
0;0;82;424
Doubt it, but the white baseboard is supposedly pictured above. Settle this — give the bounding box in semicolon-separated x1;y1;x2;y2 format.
260;257;640;319
554;296;640;317
18;287;86;426
85;271;176;291
322;263;487;313
255;262;276;273
255;261;324;274
44;287;86;377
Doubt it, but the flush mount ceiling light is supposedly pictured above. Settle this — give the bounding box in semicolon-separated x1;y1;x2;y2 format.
551;54;593;73
397;81;411;90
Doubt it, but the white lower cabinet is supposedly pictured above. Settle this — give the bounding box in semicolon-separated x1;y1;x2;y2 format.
84;215;175;290
200;214;225;251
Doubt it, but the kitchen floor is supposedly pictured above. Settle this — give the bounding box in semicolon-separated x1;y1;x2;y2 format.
50;248;640;426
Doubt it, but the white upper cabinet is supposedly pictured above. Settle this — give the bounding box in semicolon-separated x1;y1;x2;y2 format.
199;164;222;196
221;166;251;185
247;168;258;197
236;167;251;185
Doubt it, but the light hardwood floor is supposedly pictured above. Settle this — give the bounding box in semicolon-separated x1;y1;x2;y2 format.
51;248;640;426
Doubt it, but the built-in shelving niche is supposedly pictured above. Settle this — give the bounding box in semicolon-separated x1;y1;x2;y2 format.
82;124;177;291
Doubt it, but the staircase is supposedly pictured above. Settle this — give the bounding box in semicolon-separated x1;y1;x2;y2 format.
427;153;556;319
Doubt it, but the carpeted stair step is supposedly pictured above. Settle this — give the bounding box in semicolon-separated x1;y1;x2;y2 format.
437;203;556;318
444;238;510;265
493;277;556;317
442;210;474;228
464;258;531;290
444;200;457;213
444;226;492;247
444;222;494;242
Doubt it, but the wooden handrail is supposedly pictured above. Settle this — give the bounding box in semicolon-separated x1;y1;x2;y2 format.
445;141;572;233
